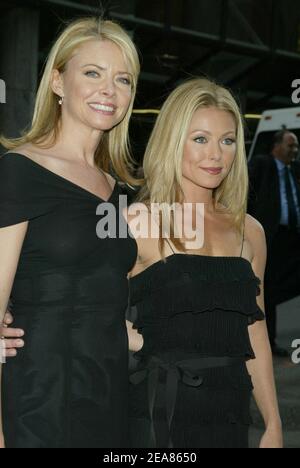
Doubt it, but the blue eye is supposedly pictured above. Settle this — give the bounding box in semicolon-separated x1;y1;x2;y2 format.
118;77;132;86
85;70;99;78
194;136;207;144
223;138;236;145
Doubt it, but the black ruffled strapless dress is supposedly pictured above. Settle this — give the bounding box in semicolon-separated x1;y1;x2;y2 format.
128;254;265;449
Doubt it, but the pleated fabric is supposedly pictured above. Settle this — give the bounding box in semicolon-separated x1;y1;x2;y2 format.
128;254;265;448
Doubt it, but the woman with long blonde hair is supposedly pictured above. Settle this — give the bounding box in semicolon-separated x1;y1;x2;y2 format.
0;17;140;448
126;78;283;448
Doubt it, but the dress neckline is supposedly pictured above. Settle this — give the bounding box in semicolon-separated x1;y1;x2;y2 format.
130;253;255;282
6;152;118;203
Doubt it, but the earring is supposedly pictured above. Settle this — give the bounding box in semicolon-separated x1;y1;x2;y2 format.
58;96;64;105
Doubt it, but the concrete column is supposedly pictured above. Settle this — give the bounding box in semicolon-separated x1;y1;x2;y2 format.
0;7;39;139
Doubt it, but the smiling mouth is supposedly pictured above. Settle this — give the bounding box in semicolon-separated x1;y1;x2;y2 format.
88;103;116;114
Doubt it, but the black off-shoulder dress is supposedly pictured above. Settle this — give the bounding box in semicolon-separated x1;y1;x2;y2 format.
0;153;137;448
129;248;265;448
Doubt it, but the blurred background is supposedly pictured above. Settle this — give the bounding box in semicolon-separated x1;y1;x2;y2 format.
0;0;300;448
1;0;300;160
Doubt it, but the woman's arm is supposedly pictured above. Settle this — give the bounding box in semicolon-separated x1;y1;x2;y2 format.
123;205;149;354
245;215;283;448
0;222;28;448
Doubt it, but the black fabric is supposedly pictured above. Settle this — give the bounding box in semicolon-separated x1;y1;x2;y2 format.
0;153;137;448
248;154;281;247
128;254;265;449
130;355;245;448
248;154;300;246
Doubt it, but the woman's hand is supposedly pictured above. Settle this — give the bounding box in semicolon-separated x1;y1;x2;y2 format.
259;424;283;448
0;311;24;357
126;320;143;353
0;432;5;448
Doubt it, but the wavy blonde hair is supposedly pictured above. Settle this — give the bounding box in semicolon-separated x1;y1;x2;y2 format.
0;17;140;185
138;78;249;253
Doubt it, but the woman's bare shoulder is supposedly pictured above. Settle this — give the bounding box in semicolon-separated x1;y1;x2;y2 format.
245;214;266;240
245;214;267;267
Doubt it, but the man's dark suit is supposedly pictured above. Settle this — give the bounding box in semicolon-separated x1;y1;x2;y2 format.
248;154;300;345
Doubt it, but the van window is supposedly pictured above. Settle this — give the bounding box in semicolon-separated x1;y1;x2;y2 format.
249;129;300;162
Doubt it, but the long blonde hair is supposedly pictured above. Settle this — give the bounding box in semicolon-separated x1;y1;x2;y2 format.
138;78;249;253
0;17;140;185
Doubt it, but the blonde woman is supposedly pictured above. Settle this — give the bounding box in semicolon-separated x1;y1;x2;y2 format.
125;79;283;448
0;17;140;448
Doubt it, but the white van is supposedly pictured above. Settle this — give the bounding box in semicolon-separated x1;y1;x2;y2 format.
248;107;300;162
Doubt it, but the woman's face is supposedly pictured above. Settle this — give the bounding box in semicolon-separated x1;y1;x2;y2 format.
182;106;237;191
53;39;133;132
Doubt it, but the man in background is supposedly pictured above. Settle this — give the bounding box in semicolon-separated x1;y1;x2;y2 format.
248;130;300;357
